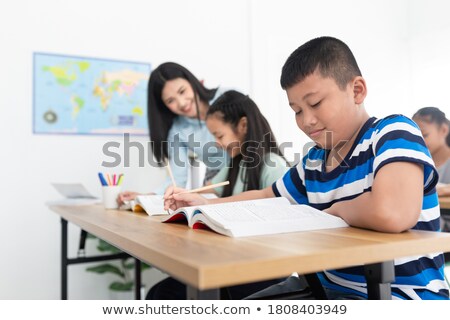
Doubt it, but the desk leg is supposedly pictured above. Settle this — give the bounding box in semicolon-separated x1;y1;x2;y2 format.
187;286;220;299
61;218;68;300
364;261;395;300
134;258;141;300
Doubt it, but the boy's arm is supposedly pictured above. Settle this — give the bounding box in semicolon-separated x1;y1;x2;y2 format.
165;186;275;211
325;161;423;233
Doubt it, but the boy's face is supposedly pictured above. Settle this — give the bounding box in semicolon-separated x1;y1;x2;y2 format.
286;71;363;150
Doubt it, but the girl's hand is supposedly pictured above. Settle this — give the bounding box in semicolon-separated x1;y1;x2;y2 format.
163;186;188;210
163;186;188;199
163;186;210;211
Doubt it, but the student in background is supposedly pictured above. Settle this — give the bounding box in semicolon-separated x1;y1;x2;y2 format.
166;37;449;299
205;90;289;197
118;62;228;203
413;107;450;197
413;107;450;233
148;90;290;299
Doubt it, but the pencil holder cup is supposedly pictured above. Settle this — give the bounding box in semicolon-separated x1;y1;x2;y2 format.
102;186;122;209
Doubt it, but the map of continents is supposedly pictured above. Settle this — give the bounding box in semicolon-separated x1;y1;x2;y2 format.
33;53;151;135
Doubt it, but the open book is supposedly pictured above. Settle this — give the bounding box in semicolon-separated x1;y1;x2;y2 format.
162;197;348;237
121;193;218;215
120;195;167;215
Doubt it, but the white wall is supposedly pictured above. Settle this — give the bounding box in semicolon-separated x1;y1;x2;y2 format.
249;0;410;162
0;0;251;299
0;0;448;299
408;0;450;115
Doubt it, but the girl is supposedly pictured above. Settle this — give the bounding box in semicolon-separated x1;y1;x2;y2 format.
148;90;290;299
413;107;450;234
118;62;228;202
413;107;450;196
205;90;288;197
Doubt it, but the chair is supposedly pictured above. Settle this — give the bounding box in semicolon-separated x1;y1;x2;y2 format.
246;273;327;300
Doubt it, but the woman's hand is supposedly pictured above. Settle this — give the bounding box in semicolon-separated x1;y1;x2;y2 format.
117;191;140;205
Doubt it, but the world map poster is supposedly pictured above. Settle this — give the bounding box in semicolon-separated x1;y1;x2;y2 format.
33;52;151;135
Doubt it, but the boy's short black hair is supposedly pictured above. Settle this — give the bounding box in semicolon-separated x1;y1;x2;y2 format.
280;36;362;90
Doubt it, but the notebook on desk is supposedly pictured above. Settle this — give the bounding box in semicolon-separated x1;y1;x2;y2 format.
47;183;100;206
121;193;218;215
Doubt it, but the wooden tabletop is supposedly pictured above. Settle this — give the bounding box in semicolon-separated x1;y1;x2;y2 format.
50;204;450;290
440;197;450;210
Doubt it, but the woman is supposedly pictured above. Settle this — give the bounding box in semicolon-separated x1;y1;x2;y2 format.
118;62;228;203
205;90;288;197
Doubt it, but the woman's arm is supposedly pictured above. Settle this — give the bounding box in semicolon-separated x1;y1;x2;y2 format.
153;128;190;194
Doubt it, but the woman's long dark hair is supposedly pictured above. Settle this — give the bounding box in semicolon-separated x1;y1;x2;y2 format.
413;107;450;147
147;62;218;165
206;90;286;197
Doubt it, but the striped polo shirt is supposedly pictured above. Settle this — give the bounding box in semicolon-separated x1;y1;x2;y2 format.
272;115;449;300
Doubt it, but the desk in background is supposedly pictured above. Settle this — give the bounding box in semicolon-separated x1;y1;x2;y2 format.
439;196;450;231
50;204;450;300
439;196;450;263
440;196;450;210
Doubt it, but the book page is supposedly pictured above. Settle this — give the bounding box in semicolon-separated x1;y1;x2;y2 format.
196;202;348;237
161;193;222;223
119;200;133;211
135;195;168;215
193;197;291;225
161;206;197;223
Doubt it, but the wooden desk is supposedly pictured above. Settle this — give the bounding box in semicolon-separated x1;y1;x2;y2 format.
440;197;450;210
439;197;450;246
51;204;450;300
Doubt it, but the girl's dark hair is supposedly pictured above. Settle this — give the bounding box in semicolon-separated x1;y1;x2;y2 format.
206;90;286;197
147;62;218;164
413;107;450;147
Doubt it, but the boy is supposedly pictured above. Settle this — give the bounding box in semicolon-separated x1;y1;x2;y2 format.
165;37;448;299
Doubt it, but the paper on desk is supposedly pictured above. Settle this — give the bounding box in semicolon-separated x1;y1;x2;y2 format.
51;183;97;199
46;183;101;206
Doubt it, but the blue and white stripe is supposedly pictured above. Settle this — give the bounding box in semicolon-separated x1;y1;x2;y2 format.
273;115;448;300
